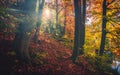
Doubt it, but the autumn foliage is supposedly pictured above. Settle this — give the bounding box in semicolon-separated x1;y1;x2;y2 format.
0;0;120;75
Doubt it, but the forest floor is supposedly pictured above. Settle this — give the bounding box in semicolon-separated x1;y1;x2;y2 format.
0;33;115;75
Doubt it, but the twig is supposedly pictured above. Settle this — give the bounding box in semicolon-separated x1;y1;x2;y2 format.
107;0;115;6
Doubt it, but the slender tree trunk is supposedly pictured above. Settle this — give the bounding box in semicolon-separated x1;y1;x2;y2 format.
56;0;58;26
34;0;44;43
63;5;67;36
34;22;41;43
79;0;86;54
83;0;86;44
99;0;107;55
55;0;59;36
72;0;81;61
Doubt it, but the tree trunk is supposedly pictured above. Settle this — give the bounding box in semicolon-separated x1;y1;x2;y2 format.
34;0;44;43
79;0;86;54
72;0;81;61
13;21;34;62
72;0;86;61
34;22;41;43
13;0;37;62
63;5;67;36
55;0;59;36
99;0;107;55
56;0;58;26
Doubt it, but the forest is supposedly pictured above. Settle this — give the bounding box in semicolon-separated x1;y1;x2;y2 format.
0;0;120;75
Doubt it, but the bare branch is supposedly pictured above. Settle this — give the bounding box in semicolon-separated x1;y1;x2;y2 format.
57;4;69;15
57;6;65;14
109;21;116;27
107;0;115;6
109;18;120;25
107;32;120;39
107;7;120;10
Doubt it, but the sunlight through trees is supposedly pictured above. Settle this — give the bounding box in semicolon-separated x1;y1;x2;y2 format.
0;0;120;74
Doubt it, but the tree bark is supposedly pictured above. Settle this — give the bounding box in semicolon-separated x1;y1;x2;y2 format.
56;0;58;27
34;0;44;43
63;5;67;36
13;0;37;62
79;0;86;54
13;20;34;62
99;0;107;55
72;0;86;61
72;0;81;61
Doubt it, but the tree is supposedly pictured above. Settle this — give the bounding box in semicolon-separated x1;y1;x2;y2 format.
71;0;80;61
99;0;115;55
99;0;107;55
72;0;86;61
56;0;58;27
13;0;37;62
63;1;74;39
45;0;64;37
34;0;45;43
79;0;86;54
63;3;67;36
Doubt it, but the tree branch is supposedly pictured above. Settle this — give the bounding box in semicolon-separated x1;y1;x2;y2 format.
109;18;120;25
109;20;116;27
107;0;115;6
107;32;120;39
57;4;68;15
107;7;120;10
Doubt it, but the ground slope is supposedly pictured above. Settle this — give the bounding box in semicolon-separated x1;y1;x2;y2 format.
0;33;99;75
